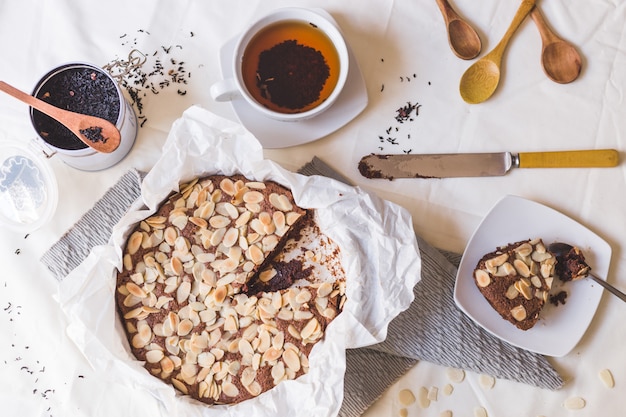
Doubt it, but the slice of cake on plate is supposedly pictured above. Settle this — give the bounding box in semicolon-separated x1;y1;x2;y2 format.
473;239;555;330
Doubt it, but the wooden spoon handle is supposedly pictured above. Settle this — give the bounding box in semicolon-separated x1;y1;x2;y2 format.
0;80;121;154
491;0;536;57
530;7;560;44
435;0;458;23
0;81;69;121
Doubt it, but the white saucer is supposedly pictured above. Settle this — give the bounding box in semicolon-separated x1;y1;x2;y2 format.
217;15;368;149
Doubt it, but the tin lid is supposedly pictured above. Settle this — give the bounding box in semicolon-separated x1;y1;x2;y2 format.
0;140;58;233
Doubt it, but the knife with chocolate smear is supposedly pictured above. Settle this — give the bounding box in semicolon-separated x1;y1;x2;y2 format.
358;150;619;180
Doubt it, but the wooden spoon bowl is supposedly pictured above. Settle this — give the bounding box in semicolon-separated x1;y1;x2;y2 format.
531;8;582;84
435;0;482;60
459;0;536;104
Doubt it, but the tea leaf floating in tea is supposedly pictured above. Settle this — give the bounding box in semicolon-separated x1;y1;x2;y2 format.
242;19;341;114
256;40;330;110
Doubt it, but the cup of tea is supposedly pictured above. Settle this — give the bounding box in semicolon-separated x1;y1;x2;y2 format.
210;7;350;122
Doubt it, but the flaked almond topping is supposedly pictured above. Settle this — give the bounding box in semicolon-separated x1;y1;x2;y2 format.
259;268;277;283
171;378;189;395
245;181;266;190
220;178;236;195
285;212;302;226
300;318;320;340
176;281;192;304
209;215;230;229
124;306;145;320
540;263;553;278
126;282;147;298
485;253;508;270
171;256;184;276
495;262;516;277
530;275;543;288
177;319;194;336
505;284;519;299
127;231;143;255
222;381;240;397
171;214;189;230
514;242;533;257
544;277;553;290
248;244;265;265
189;216;208;228
532;251;553;262
161;356;175;374
316;282;333;298
287;324;301;340
222;228;239;248
241;367;256;387
283;348;301;372
243;190;264;205
235;210;252;228
514;279;533;300
322;308;337;319
510;305;527;321
295;289;312;304
245;380;262;397
123;254;133;271
263;347;282;363
164;226;178;246
271;361;286;385
146;349;165;363
474;270;491;287
198;201;216;219
513;259;531;277
214;285;228;304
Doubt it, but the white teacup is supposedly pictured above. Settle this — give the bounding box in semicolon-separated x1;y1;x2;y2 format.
210;7;349;122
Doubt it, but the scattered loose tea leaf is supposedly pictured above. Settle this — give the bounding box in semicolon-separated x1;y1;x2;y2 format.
103;29;194;128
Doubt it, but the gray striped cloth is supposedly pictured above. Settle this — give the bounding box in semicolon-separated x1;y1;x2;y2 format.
41;161;563;417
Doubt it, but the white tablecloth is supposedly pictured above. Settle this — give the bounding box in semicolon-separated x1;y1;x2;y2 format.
1;0;626;416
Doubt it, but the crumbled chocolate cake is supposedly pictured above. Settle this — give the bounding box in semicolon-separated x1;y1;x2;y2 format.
554;245;590;282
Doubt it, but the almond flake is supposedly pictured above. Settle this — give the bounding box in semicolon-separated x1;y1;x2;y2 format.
398;388;416;406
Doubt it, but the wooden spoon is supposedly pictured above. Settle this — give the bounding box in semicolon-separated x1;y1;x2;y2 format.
0;81;121;153
459;0;536;104
435;0;482;60
531;8;582;84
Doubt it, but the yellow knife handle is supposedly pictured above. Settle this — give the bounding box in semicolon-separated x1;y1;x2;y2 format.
518;149;619;168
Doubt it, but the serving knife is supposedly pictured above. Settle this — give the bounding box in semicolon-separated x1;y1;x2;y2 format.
358;149;619;179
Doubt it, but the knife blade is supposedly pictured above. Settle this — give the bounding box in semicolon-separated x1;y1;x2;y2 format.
358;149;619;179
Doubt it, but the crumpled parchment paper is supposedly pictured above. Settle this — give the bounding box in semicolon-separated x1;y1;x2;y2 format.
57;105;421;417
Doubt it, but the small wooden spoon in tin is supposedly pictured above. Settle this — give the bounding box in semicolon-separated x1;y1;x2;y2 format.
0;81;121;153
530;8;582;84
435;0;482;60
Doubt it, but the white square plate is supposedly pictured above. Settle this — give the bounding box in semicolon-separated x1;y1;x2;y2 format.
454;195;611;357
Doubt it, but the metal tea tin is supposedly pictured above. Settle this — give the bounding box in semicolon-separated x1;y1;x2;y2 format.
30;62;137;171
